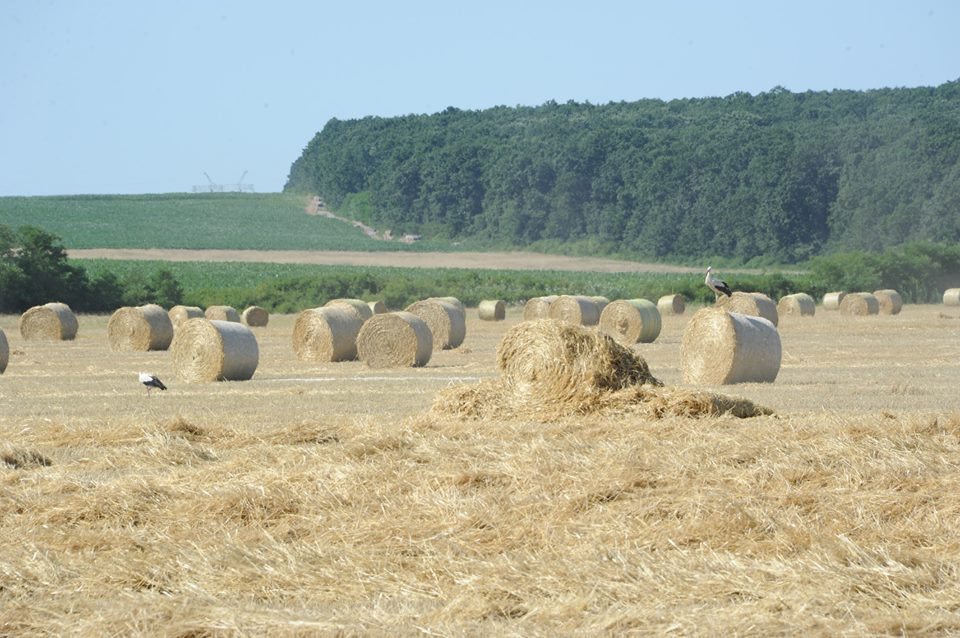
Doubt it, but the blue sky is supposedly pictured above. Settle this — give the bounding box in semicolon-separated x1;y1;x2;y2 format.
1;0;957;196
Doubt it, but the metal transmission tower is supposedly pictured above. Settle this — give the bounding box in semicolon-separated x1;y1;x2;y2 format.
193;172;224;193
191;171;254;193
233;170;255;193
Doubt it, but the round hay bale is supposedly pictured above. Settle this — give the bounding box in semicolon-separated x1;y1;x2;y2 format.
325;298;373;322
292;306;364;362
716;291;779;326
590;296;610;314
171;319;259;382
839;292;880;316
657;294;686;316
241;305;269;327
777;293;816;317
497;319;660;406
19;302;78;341
107;304;174;351
0;328;8;374
944;288;960;306
548;295;601;326
680;308;781;385
599;299;662;344
169;305;204;328
822;291;847;310
405;299;466;350
356;311;432;368
367;300;388;314
523;296;558;320
204;305;241;322
428;296;466;315
478;299;506;321
873;289;902;315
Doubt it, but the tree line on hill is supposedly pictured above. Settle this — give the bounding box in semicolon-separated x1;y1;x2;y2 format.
285;81;960;263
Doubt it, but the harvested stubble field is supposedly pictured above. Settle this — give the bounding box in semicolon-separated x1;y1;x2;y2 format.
2;305;960;635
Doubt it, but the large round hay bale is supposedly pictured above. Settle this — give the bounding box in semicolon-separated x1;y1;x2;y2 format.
657;294;686;316
171;319;259;382
19;302;78;341
169;305;204;328
356;311;432;368
680;308;781;385
405;299;466;349
325;298;373;322
478;299;506;321
944;289;960;306
428;296;466;315
107;304;174;351
822;291;847;310
292;306;364;362
497;319;660;406
873;289;902;315
599;299;662;344
716;291;779;326
0;328;8;374
839;292;880;316
590;296;610;314
523;296;558;320
548;295;601;326
242;306;269;327
777;293;816;317
367;300;387;314
204;305;241;322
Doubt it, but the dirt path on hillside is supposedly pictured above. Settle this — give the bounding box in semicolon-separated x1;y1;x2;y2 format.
66;248;724;273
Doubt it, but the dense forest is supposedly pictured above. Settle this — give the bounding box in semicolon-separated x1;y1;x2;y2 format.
285;82;960;263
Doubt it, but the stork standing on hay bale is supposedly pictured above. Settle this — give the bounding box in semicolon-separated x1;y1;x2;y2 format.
705;267;733;299
139;371;167;394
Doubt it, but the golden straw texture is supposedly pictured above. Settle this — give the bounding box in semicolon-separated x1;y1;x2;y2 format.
367;300;388;314
716;291;779;326
107;304;174;351
777;293;816;317
523;295;558;320
548;295;601;326
19;302;78;341
292;306;364;362
356;311;433;368
680;308;782;384
204;305;241;322
599;298;662;344
822;291;847;310
944;288;960;306
325;298;374;322
170;319;259;382
657;294;686;315
168;305;203;328
478;299;506;321
241;306;270;327
405;299;466;350
839;292;880;316
873;289;903;315
0;328;7;374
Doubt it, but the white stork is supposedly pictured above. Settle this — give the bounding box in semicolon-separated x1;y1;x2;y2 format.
139;371;167;394
705;266;733;298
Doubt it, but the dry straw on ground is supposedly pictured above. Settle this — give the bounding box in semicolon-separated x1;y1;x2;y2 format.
168;305;203;327
356;311;432;367
478;299;506;321
681;307;782;385
107;304;174;351
657;293;686;315
292;306;364;362
599;298;662;344
840;292;880;316
19;302;78;341
777;293;816;317
204;305;241;322
405;299;466;350
944;288;960;306
0;328;7;374
548;295;602;326
822;291;847;310
716;291;779;326
325;298;374;322
242;306;270;327
170;318;259;382
522;295;558;320
873;289;903;315
367;300;387;314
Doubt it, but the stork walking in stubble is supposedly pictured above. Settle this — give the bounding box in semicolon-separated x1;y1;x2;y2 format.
705;266;733;299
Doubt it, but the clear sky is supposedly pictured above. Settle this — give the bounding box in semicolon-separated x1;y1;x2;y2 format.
2;0;957;196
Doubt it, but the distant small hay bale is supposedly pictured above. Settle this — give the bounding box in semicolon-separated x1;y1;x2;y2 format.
169;305;204;328
242;305;269;327
944;288;960;306
478;299;506;321
19;302;78;341
547;295;601;326
497;319;661;408
822;291;847;310
204;305;241;322
171;319;259;382
657;294;686;316
367;300;388;314
716;291;779;326
599;299;662;344
523;295;558;320
0;328;8;374
873;289;903;315
777;293;816;317
293;306;364;362
357;311;433;368
681;308;781;385
107;304;174;351
325;298;374;322
839;292;880;316
405;299;466;349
